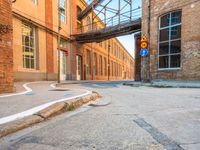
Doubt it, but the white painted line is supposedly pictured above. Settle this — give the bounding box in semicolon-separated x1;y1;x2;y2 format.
50;83;56;89
0;90;92;125
0;82;33;98
0;81;55;98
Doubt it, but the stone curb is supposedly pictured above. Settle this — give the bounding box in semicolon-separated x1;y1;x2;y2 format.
0;92;101;138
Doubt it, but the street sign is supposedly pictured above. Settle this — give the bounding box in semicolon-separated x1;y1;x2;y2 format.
140;48;148;57
140;41;148;49
141;35;147;42
140;35;148;57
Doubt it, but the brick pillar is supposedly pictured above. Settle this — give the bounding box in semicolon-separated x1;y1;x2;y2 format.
0;0;14;93
45;0;54;80
134;33;141;81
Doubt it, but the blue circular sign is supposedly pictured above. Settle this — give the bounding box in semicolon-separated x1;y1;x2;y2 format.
140;48;149;57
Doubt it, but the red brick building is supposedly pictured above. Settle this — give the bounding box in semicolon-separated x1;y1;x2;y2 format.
0;0;14;93
139;0;200;81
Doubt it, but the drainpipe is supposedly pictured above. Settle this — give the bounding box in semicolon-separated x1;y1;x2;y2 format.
148;0;151;81
69;0;73;80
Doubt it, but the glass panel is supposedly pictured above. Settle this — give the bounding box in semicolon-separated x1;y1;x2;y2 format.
170;40;181;54
60;15;65;22
30;37;34;48
31;58;35;69
24;47;29;52
171;25;181;40
24;36;29;46
22;26;30;36
159;42;169;55
160;13;170;28
60;0;65;8
159;56;169;68
25;57;30;68
160;28;169;42
170;55;181;68
171;11;181;25
60;39;68;48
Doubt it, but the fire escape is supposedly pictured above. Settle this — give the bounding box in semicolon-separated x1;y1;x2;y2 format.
73;0;142;43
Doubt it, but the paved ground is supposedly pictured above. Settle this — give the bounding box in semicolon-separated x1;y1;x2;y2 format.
0;82;200;150
0;82;88;118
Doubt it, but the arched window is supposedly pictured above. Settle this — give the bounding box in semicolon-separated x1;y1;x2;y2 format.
158;11;182;69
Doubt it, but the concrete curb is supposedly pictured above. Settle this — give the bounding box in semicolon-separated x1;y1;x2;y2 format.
123;82;200;88
0;92;101;138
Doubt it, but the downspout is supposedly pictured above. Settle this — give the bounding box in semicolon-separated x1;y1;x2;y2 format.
69;0;73;80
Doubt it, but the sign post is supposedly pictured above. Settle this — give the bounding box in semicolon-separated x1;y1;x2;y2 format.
140;35;149;82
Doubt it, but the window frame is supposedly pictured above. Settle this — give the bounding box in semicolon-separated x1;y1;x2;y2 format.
22;23;36;69
59;0;66;23
158;10;182;71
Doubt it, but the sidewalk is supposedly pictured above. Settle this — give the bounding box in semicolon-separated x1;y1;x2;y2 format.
124;80;200;88
0;81;91;122
0;81;100;138
60;80;134;85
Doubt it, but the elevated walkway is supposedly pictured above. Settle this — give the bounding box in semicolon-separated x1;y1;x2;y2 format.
73;18;141;43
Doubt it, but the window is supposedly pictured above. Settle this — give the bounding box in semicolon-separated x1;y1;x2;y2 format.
60;39;68;49
104;57;107;76
86;50;91;75
22;23;36;69
99;55;103;75
31;0;37;4
59;0;66;22
86;16;91;31
77;6;82;20
104;41;107;50
159;11;182;69
93;53;98;75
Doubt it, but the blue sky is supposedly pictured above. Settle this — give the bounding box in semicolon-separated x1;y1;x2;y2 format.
94;0;142;57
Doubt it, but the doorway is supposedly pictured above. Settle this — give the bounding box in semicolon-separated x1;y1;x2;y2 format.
60;51;67;81
76;55;82;80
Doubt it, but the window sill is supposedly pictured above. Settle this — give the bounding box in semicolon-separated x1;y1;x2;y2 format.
158;68;181;71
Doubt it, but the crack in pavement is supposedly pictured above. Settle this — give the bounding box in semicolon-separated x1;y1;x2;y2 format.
133;117;184;150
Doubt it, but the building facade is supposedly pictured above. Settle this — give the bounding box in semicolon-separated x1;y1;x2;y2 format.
141;0;200;80
0;0;14;93
11;0;134;82
12;0;71;81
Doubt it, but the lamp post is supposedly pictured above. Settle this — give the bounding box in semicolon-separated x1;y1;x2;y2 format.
57;0;61;83
108;44;110;81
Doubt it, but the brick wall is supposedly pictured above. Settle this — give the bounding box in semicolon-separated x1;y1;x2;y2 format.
142;0;200;80
0;0;14;93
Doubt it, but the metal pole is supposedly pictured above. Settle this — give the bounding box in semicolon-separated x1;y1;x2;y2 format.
118;0;120;24
130;0;132;20
104;8;107;27
69;0;73;80
91;0;94;80
108;43;110;81
57;0;61;83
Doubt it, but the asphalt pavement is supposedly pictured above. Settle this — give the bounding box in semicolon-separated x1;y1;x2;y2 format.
0;82;200;150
